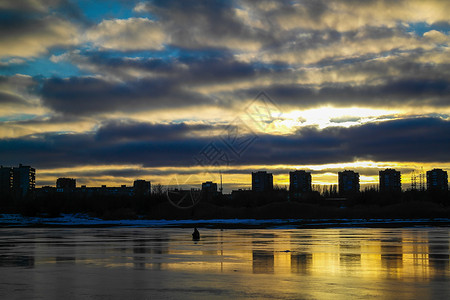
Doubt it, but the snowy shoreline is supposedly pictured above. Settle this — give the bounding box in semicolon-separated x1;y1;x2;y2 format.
1;214;449;229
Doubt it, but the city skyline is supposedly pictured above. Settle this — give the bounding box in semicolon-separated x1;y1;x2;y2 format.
1;1;449;191
3;164;447;194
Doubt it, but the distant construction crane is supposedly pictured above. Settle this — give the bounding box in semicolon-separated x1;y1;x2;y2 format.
411;170;417;191
411;167;426;191
419;167;425;191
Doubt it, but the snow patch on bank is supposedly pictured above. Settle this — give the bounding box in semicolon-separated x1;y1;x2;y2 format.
0;214;449;228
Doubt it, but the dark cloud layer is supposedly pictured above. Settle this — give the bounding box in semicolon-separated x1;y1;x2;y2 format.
0;91;26;105
95;120;214;142
38;45;449;116
40;53;278;115
1;117;448;169
138;0;272;50
41;76;213;115
244;78;450;109
7;0;443;117
83;52;266;83
0;1;81;58
270;117;450;164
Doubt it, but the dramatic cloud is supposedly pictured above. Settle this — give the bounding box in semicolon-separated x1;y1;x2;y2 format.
1;117;449;170
0;4;79;58
95;120;215;142
241;77;450;109
0;75;41;115
135;0;269;51
40;76;214;115
86;18;166;51
243;0;450;32
255;28;439;65
0;0;66;12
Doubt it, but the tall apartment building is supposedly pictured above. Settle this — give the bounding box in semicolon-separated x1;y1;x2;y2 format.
289;170;312;198
0;166;13;195
338;170;360;195
252;171;273;192
379;168;401;193
426;169;448;191
133;179;151;196
13;164;36;197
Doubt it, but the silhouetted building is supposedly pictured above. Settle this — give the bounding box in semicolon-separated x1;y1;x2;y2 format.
252;171;273;192
289;170;312;198
201;181;219;202
427;169;448;191
1;164;35;197
133;180;151;196
56;177;76;192
379;169;401;193
76;185;134;197
202;181;217;193
338;170;360;196
36;186;56;196
12;164;35;197
0;166;13;195
231;189;253;201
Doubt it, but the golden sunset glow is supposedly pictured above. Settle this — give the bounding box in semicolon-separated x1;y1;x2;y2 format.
31;160;450;192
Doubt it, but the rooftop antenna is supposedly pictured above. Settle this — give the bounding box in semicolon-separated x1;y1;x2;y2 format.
220;171;223;194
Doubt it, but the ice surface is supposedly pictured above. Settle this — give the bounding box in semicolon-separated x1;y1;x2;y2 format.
0;227;449;299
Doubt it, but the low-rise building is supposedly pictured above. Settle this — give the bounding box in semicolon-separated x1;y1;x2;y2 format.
56;177;76;192
202;181;218;193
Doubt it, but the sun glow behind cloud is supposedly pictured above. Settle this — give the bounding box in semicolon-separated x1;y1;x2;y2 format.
270;106;398;134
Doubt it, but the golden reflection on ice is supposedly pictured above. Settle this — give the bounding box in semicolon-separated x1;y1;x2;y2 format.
26;228;449;281
156;228;449;281
1;228;449;299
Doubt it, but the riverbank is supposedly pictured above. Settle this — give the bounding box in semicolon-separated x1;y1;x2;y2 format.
97;200;449;221
1;213;449;229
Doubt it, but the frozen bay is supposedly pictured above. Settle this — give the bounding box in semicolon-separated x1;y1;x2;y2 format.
0;227;449;299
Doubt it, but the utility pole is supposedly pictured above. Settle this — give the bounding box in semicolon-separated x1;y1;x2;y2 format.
219;171;223;194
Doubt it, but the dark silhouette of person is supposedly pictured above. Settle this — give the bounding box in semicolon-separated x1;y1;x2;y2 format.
192;227;200;241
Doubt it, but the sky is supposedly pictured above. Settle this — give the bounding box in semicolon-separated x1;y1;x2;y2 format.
0;0;449;192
